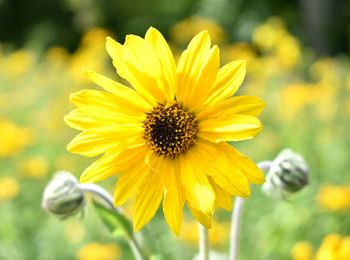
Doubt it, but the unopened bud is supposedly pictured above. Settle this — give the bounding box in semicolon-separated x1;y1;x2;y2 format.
262;149;308;198
42;171;84;218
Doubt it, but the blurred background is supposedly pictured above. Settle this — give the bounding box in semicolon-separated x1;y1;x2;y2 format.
1;0;350;259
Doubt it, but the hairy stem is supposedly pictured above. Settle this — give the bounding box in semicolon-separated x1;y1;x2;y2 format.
229;161;272;260
199;224;210;260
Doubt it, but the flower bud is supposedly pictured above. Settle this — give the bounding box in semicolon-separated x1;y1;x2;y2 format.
42;171;85;218
262;149;308;198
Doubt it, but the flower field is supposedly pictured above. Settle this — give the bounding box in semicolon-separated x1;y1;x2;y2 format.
0;15;350;260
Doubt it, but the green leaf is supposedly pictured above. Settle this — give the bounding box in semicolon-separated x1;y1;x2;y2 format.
93;201;133;238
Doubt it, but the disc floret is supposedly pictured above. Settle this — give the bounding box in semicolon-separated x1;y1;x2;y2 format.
143;102;197;158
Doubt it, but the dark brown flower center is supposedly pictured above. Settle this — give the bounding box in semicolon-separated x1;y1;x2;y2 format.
143;102;197;159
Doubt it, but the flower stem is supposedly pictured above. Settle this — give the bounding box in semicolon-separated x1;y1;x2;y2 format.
198;224;210;260
128;236;146;260
229;161;272;260
229;197;245;260
80;183;115;209
80;183;147;260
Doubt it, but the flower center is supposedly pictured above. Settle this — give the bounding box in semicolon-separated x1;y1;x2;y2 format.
143;102;197;158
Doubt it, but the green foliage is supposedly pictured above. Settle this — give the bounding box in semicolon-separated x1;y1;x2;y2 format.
93;201;133;239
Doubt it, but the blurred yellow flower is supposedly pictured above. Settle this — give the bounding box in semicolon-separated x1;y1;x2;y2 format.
279;83;319;119
21;156;48;179
291;241;313;260
310;58;338;85
279;82;337;121
0;177;19;201
275;34;301;69
315;234;342;260
45;46;70;67
2;49;34;78
339;237;350;259
0;119;33;157
69;28;110;82
170;16;226;45
294;234;350;260
65;27;265;234
179;220;229;247
221;43;256;67
77;243;120;260
252;17;286;51
317;185;350;211
252;17;301;70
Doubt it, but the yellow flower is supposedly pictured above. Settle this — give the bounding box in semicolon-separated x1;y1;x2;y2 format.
65;27;265;234
69;28;110;83
317;185;350;211
0;119;33;157
170;16;227;45
3;49;34;77
339;236;350;260
77;243;120;260
45;46;70;67
221;43;256;67
291;241;314;260
275;34;301;69
20;156;48;179
298;234;350;260
252;17;286;51
315;234;342;260
0;177;19;201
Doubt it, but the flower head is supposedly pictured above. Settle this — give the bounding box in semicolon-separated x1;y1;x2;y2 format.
0;177;19;202
317;185;350;211
77;243;121;260
262;149;308;199
65;27;265;234
42;171;85;218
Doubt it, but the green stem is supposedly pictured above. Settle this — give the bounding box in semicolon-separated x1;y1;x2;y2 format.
128;235;147;260
80;183;148;260
229;161;272;260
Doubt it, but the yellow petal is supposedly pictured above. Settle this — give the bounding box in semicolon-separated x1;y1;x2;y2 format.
81;146;147;183
197;95;266;121
80;153;119;183
202;60;246;108
176;30;212;109
189;206;212;228
106;37;164;105
189;45;220;112
124;34;162;77
162;157;184;235
198;115;263;143
64;109;107;131
145;27;177;100
67;125;144;157
192;140;250;197
179;150;215;215
84;70;153;112
133;164;164;231
219;142;265;184
65;107;143;131
209;177;233;211
206;165;250;198
114;162;149;206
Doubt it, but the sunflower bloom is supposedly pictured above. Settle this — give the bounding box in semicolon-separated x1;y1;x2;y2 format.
65;27;265;235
